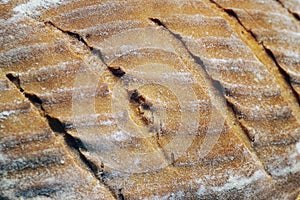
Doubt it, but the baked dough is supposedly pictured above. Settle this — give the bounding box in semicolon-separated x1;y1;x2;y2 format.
0;0;299;199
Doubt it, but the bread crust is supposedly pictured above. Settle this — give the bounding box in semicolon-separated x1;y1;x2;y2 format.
0;0;299;199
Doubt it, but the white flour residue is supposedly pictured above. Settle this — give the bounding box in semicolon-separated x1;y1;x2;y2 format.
271;162;300;177
214;170;266;192
0;0;10;4
11;0;64;20
13;0;62;15
111;130;130;142
0;152;9;163
195;170;266;197
296;141;300;154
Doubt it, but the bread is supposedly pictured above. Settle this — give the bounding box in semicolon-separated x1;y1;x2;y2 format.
0;0;299;199
0;71;115;199
212;0;300;98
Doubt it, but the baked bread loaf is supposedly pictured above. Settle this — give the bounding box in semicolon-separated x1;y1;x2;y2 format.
0;0;299;199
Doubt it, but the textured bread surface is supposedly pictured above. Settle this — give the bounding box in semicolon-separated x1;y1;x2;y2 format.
0;0;300;199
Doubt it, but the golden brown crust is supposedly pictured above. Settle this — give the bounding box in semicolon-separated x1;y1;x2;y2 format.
213;0;300;99
0;72;115;199
0;0;299;199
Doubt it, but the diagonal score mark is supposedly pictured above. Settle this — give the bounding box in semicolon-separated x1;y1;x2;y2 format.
72;27;227;173
275;0;300;21
110;64;199;171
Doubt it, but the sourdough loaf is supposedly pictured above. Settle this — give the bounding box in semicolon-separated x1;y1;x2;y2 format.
0;0;299;199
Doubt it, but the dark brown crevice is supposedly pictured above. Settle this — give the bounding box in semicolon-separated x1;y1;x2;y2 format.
117;189;125;200
5;73;119;199
292;12;300;21
108;66;126;78
149;18;167;28
90;47;107;65
46;21;107;66
45;21;89;47
45;115;88;151
42;21;127;199
149;15;275;178
209;2;300;105
148;17;226;123
235;117;272;178
128;89;147;105
149;18;207;73
45;21;124;80
6;74;88;155
148;17;262;171
207;0;300;178
46;20;111;69
24;92;45;112
6;73;23;92
127;88;170;165
263;47;300;106
222;8;259;42
275;0;300;21
222;96;256;145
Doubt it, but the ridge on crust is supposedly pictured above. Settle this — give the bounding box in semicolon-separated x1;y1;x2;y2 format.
0;72;115;199
212;0;300;99
0;0;299;199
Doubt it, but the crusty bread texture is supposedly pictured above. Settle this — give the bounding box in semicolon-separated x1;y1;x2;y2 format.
0;0;299;199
